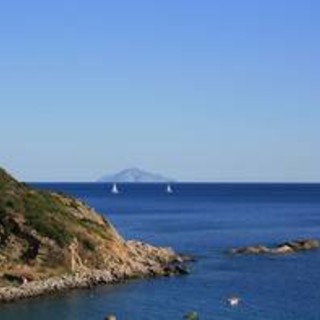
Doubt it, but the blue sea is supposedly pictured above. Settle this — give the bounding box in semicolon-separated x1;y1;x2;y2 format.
1;183;320;320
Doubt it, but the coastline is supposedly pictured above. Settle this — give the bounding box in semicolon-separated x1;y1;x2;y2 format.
0;240;189;303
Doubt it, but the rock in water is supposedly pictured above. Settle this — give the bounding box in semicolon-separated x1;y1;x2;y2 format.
230;245;269;255
227;296;241;307
231;239;320;255
184;311;199;320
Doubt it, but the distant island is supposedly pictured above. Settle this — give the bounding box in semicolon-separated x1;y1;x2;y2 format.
98;167;174;183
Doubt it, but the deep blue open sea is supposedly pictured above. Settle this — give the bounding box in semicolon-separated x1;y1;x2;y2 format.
1;183;320;320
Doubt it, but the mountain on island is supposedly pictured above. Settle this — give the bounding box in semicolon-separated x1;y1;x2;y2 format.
0;167;185;302
98;167;174;183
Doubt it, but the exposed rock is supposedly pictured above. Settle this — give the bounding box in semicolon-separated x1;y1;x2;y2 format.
272;244;294;254
280;239;320;251
231;239;320;255
0;242;190;303
230;245;269;255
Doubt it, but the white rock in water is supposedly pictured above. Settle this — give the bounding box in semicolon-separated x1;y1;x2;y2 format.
227;296;240;306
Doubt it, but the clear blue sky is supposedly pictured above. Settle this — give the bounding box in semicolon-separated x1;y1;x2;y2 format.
1;0;319;182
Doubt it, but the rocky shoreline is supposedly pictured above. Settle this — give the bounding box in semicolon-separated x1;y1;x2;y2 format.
0;240;190;303
0;168;193;304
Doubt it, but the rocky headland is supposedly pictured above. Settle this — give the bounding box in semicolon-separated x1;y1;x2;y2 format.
0;168;189;303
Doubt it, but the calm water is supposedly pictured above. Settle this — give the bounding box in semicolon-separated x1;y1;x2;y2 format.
1;183;320;320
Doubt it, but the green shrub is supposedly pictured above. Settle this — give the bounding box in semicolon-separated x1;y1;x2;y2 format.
80;238;96;251
23;193;72;247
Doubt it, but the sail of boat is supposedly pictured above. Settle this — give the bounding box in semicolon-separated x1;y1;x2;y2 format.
111;183;119;194
166;184;173;194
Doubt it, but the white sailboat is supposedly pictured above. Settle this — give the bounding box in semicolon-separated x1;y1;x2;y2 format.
111;183;119;194
166;184;173;194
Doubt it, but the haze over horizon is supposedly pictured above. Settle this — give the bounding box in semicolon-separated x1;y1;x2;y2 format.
1;1;319;182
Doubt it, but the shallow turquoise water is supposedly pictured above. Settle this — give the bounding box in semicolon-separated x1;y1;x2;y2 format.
1;183;320;320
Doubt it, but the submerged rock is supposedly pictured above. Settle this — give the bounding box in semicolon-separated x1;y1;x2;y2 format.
184;311;199;320
231;239;320;255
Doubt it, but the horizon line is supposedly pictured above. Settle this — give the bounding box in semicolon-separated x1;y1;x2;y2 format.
26;180;320;184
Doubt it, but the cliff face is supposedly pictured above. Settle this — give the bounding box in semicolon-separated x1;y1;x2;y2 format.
0;168;181;291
